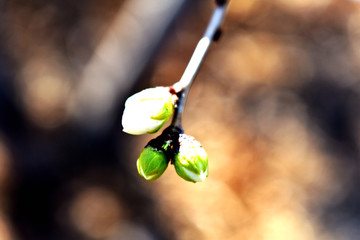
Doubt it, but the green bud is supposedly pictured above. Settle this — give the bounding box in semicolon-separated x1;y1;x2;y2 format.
137;146;169;181
174;134;209;183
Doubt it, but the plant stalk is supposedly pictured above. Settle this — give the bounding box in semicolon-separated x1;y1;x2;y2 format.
171;1;229;128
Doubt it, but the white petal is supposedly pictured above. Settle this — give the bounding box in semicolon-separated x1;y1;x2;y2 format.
122;95;169;135
122;106;164;134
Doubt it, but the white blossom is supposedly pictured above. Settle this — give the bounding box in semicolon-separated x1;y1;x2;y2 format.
122;87;175;135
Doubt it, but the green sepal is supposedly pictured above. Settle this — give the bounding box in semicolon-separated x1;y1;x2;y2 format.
150;100;174;121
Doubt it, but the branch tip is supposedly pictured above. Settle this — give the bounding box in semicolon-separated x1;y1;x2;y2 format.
215;0;227;6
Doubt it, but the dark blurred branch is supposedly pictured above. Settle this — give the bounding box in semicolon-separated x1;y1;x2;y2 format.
70;0;189;133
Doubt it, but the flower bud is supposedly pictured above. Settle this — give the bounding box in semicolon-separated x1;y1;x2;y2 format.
137;146;169;181
122;87;176;135
174;134;209;183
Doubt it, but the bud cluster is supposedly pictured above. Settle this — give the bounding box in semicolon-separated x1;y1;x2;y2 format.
119;0;230;183
136;126;209;183
122;87;209;183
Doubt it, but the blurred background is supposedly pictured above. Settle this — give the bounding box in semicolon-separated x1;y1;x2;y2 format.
1;0;360;239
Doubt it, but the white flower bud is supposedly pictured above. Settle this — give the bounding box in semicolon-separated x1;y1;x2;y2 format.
174;134;209;183
122;87;176;135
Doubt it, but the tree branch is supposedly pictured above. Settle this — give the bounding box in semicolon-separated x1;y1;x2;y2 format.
172;1;230;128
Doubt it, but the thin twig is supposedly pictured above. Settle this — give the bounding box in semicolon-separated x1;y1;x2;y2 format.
171;1;230;128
